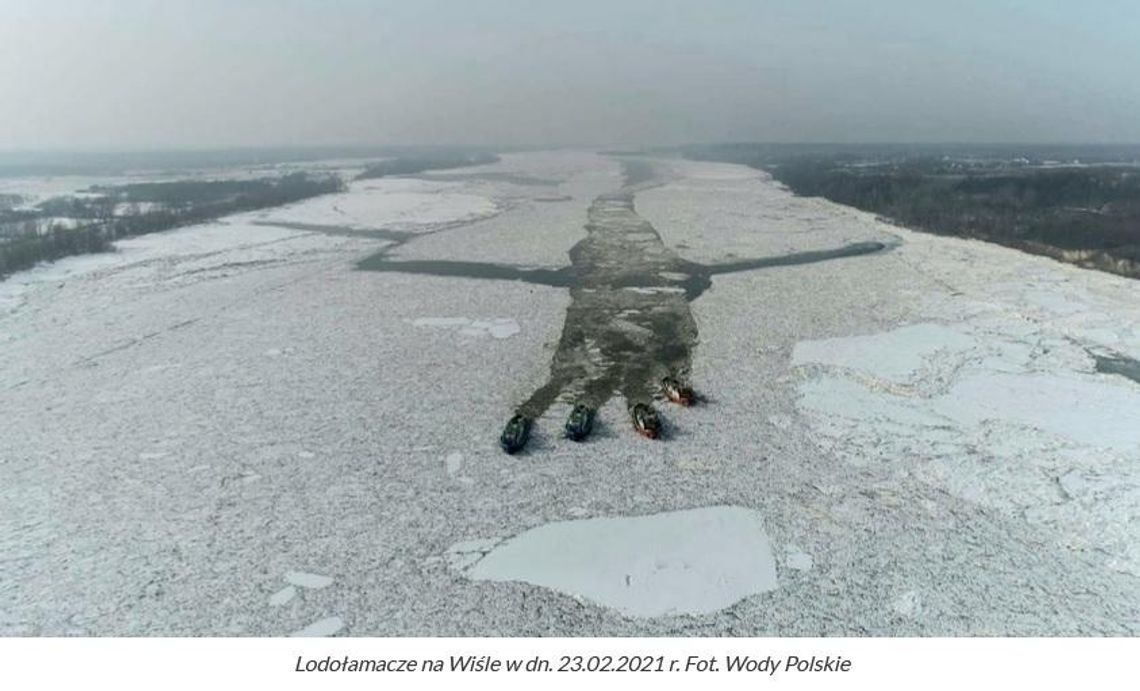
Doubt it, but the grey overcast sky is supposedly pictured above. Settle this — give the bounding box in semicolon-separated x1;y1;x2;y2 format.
2;0;1139;150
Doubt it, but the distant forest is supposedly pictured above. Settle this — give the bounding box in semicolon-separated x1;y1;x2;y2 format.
0;173;343;278
684;144;1140;279
355;152;499;180
0;146;504;178
0;147;506;279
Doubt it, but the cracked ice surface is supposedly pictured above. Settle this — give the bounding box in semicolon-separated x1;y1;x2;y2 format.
453;506;778;617
256;178;498;232
793;323;977;384
793;315;1140;575
5;152;1138;636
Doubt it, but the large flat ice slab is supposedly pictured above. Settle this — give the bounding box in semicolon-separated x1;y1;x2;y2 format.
933;372;1140;451
457;506;778;617
792;323;976;383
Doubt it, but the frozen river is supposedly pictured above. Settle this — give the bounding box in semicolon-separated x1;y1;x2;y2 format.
1;151;1137;635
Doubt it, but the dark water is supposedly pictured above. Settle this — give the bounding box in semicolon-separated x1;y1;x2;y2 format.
253;220;414;242
1094;354;1140;385
415;172;561;187
357;160;889;443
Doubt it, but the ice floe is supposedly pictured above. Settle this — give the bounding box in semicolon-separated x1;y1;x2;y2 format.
290;616;344;637
410;317;520;339
451;506;778;617
268;586;296;606
284;571;334;589
794;321;1140;453
445;538;504;571
793;319;1140;575
784;545;814;572
792;323;976;383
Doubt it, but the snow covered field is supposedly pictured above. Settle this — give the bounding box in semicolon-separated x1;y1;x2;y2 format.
1;152;1137;635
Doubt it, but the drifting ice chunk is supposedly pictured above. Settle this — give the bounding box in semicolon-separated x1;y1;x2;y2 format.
460;506;778;617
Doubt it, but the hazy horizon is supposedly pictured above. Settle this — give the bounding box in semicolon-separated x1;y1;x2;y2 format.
6;142;1140;158
3;0;1139;150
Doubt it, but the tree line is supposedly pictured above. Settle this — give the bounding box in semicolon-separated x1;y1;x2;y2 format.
684;144;1140;279
355;153;499;180
0;173;345;278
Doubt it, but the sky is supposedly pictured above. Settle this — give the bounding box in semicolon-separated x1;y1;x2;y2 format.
2;0;1139;150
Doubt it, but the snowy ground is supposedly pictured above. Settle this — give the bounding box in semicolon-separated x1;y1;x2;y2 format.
1;152;1137;635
